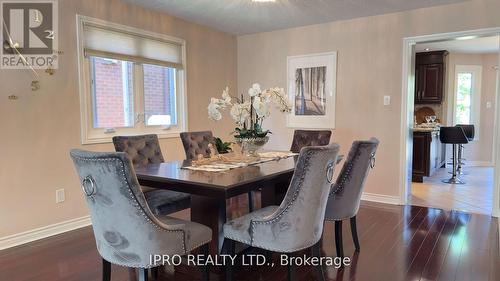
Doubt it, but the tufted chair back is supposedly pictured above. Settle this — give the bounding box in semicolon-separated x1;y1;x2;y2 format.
70;149;192;268
112;135;164;167
180;131;218;160
250;144;340;252
325;138;379;221
290;130;332;153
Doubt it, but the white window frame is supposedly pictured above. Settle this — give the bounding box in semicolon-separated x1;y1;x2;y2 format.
452;64;482;140
76;15;187;144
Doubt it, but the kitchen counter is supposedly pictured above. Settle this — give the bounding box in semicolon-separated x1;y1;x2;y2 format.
412;129;446;182
412;126;440;132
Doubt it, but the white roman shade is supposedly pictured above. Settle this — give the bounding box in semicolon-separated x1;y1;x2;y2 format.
82;22;183;69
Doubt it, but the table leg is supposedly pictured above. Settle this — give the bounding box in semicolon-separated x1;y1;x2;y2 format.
190;195;227;255
274;180;290;205
260;182;277;207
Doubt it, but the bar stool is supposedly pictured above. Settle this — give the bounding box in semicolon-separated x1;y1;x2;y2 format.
440;127;469;184
455;124;475;175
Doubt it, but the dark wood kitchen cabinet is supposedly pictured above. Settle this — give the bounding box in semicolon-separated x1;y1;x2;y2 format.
412;130;446;182
415;51;448;104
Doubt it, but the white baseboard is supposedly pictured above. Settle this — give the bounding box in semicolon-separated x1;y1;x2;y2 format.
466;161;494;167
361;192;401;205
0;216;91;250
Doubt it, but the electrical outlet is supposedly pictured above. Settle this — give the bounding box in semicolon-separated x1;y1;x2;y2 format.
56;189;65;203
383;95;391;106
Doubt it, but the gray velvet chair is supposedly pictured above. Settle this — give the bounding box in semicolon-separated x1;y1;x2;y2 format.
180;131;218;160
112;134;191;216
223;144;341;281
70;149;212;281
324;138;379;260
180;131;256;212
290;130;332;153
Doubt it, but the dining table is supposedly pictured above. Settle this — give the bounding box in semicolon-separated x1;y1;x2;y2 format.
134;156;297;254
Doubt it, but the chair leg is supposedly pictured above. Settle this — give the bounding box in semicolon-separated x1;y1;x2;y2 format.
138;268;149;281
310;242;325;281
150;267;158;280
102;258;111;281
248;191;254;212
224;238;235;281
350;216;360;252
128;268;137;281
200;244;210;281
287;253;297;281
443;144;465;184
334;221;344;260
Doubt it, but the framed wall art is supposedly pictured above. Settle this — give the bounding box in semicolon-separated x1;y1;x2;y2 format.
286;51;337;129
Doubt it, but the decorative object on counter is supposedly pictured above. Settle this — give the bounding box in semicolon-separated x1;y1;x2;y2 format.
8;94;18;100
287;51;337;129
415;106;438;124
214;137;232;154
208;84;292;156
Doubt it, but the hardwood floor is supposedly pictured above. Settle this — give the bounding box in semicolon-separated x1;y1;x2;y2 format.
411;167;494;215
0;202;498;281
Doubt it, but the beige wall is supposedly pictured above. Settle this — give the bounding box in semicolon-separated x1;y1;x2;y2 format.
444;53;498;163
0;0;237;237
237;0;500;199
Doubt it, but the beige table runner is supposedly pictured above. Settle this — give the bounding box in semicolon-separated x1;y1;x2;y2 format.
182;151;298;172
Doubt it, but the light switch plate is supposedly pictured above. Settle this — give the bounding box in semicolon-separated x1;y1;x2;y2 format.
383;95;391;106
486;101;492;109
56;189;65;203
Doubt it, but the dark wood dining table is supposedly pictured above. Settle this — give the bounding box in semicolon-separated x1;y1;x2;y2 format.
134;157;297;254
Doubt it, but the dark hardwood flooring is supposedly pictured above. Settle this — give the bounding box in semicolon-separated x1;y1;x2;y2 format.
0;199;498;281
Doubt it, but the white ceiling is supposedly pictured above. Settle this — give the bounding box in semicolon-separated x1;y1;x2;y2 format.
416;36;500;54
123;0;468;35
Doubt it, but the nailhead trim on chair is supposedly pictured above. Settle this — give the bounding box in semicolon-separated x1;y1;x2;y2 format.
247;149;326;252
72;155;190;262
328;149;375;198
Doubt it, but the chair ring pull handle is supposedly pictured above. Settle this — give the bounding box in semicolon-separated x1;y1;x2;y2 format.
82;176;96;197
370;153;376;169
326;161;335;183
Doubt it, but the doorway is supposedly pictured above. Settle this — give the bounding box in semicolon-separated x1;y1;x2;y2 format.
400;29;500;217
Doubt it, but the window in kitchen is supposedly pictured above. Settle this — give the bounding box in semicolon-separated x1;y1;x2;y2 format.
77;16;186;144
453;65;482;137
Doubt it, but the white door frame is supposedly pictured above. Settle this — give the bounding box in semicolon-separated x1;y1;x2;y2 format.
400;27;500;217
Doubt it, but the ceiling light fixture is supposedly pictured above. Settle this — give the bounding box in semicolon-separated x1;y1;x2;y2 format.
424;48;430;51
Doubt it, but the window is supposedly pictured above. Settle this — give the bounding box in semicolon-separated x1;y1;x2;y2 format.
455;72;473;124
77;16;186;144
453;65;482;138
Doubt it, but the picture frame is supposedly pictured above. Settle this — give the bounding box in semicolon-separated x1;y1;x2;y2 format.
286;51;337;129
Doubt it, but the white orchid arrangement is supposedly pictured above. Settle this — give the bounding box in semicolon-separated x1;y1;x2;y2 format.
208;83;292;138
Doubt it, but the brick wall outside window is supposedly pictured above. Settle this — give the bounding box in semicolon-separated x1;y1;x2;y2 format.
92;58;133;128
143;64;172;119
91;59;173;128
